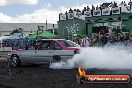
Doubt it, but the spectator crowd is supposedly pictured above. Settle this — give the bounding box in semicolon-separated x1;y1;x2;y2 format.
71;32;132;47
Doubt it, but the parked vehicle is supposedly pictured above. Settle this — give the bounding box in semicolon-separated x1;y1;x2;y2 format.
7;39;80;67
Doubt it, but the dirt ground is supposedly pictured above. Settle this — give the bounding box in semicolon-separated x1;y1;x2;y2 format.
0;60;131;88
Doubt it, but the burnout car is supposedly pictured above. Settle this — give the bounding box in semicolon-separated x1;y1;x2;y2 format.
7;39;80;67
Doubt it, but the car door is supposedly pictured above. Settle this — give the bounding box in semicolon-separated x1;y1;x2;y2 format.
35;40;53;64
19;41;38;63
52;41;74;61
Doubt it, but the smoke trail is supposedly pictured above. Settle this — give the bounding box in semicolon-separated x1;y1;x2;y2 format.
50;46;132;69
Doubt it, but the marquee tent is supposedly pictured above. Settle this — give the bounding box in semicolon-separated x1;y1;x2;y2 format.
28;31;58;39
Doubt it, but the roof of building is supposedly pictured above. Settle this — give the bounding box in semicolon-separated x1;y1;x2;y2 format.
0;23;58;32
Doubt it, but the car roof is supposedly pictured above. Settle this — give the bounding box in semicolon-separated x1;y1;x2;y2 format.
36;39;65;41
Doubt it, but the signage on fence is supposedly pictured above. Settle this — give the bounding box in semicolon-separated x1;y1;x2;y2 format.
112;7;121;15
59;13;66;20
102;8;111;15
94;22;121;27
93;10;101;16
67;13;74;19
121;6;130;13
84;10;92;17
73;11;82;18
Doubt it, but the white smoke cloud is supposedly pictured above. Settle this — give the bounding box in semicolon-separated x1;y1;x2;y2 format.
0;0;38;6
50;46;132;69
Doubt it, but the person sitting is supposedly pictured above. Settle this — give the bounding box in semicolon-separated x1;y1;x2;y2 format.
96;5;100;10
128;0;132;6
83;7;87;11
87;6;90;11
119;1;124;6
99;4;102;9
69;8;73;13
123;1;127;6
113;1;118;7
92;5;95;10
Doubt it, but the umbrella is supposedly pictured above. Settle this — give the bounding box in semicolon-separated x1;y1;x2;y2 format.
28;31;58;39
28;33;38;39
0;36;10;41
8;33;29;39
38;31;58;38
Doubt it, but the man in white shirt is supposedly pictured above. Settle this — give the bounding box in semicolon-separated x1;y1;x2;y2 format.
81;35;89;47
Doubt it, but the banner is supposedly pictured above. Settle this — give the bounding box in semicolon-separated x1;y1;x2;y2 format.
112;7;121;15
84;10;92;17
93;10;101;16
121;6;130;13
73;11;82;18
59;13;66;20
102;8;111;15
94;22;121;27
67;13;74;19
79;15;85;20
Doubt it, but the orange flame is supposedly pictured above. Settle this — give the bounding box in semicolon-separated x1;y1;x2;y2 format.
78;66;86;76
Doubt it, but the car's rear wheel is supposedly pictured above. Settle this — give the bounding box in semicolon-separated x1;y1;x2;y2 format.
50;55;61;65
11;55;21;67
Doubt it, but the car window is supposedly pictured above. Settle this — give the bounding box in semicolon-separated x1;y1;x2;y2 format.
27;44;35;50
54;42;62;50
35;41;43;50
40;41;52;50
58;40;71;47
28;41;43;50
48;41;62;50
66;40;77;47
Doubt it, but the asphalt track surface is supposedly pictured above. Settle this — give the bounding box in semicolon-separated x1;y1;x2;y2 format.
0;61;132;88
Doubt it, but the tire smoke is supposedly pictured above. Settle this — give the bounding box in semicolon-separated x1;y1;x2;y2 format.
50;46;132;69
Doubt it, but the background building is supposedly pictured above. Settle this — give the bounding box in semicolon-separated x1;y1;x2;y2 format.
0;23;58;36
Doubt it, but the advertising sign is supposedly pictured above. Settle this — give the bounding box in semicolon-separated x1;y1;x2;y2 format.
93;10;101;16
112;7;121;15
59;13;66;20
102;8;111;15
84;10;92;17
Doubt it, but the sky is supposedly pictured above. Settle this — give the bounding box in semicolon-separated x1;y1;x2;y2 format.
0;0;130;24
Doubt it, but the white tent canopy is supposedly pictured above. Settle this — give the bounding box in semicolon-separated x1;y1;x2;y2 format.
0;36;10;41
6;33;29;39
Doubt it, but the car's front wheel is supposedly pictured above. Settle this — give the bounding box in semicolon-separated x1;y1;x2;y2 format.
11;55;21;67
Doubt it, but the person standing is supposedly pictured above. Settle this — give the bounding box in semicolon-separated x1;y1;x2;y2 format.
81;35;89;47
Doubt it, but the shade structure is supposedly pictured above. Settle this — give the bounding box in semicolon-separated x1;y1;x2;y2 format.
28;31;58;39
0;36;10;41
38;31;58;37
4;33;29;40
28;33;37;39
